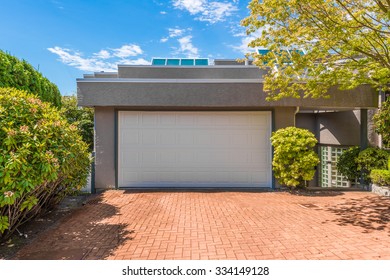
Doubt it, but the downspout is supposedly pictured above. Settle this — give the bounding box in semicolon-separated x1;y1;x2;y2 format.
360;108;368;188
91;107;96;194
378;89;383;149
294;106;300;126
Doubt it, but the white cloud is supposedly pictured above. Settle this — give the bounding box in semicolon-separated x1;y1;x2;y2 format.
160;11;167;14
177;35;199;57
172;0;238;23
118;58;151;65
231;29;267;54
168;28;186;38
112;44;143;58
174;0;205;14
94;50;111;59
48;44;148;72
232;35;257;54
160;27;190;43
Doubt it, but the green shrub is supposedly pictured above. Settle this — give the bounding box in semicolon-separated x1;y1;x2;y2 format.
0;50;61;107
61;95;94;152
336;146;361;182
370;169;390;186
0;87;90;240
373;99;390;148
271;127;320;188
356;147;389;183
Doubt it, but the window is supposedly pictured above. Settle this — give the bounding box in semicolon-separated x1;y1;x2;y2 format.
320;146;353;188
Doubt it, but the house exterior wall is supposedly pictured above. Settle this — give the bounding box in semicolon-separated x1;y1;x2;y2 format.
94;107;116;190
296;113;317;136
79;64;379;190
318;110;361;146
274;107;296;129
77;65;378;109
78;80;377;109
118;65;266;79
93;107;297;190
296;113;318;187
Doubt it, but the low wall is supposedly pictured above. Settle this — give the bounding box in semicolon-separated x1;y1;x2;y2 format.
371;184;390;197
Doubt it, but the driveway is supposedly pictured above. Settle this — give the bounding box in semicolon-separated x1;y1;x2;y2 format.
13;190;390;260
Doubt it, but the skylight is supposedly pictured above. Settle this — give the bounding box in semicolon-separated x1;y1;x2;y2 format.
151;58;209;66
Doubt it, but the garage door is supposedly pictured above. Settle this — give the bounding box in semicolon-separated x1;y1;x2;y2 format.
118;111;272;188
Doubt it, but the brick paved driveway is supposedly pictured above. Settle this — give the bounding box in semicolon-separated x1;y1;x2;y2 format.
13;190;390;260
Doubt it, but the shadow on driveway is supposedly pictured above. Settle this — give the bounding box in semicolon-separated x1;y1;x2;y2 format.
324;195;390;234
14;193;132;260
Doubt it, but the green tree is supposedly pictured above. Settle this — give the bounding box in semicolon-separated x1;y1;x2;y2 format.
271;127;320;188
0;50;61;107
373;99;390;147
61;95;94;152
241;0;390;100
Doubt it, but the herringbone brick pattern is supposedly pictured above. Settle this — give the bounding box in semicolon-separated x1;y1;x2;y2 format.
13;190;390;260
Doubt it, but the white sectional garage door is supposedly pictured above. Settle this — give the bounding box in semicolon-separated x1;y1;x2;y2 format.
118;111;272;188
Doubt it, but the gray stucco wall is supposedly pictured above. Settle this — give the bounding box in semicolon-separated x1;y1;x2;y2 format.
296;113;317;137
94;107;116;190
296;113;321;187
78;80;378;109
118;65;265;79
274;107;296;129
318;110;361;146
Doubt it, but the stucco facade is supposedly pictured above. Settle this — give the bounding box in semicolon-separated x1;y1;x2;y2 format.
77;61;378;190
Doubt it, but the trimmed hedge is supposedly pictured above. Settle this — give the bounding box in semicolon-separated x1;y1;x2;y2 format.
0;88;90;240
271;127;320;188
0;50;61;107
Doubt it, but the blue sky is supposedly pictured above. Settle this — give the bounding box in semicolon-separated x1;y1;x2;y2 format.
0;0;257;95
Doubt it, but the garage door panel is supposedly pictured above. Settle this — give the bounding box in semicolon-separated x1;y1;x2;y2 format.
120;171;138;185
195;151;229;164
178;114;196;125
159;113;176;125
118;111;272;188
160;133;177;145
231;172;251;183
159;151;177;163
141;113;159;126
121;129;139;145
252;171;270;183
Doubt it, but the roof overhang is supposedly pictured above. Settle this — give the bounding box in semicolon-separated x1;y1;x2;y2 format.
77;78;378;109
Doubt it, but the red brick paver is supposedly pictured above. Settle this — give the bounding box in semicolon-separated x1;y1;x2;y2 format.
13;190;390;260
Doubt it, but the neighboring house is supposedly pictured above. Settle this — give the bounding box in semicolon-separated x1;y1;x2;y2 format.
77;58;378;191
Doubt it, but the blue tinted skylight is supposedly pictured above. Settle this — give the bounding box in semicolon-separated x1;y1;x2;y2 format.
167;59;180;65
152;58;166;65
151;58;209;66
258;49;271;55
195;59;208;65
181;59;194;65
